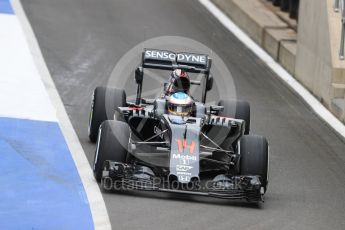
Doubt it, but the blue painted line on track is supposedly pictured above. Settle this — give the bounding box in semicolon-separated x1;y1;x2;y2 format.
0;0;14;14
0;117;93;230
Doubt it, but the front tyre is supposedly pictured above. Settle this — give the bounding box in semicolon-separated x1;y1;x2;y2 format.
239;135;269;192
88;86;126;142
93;120;130;182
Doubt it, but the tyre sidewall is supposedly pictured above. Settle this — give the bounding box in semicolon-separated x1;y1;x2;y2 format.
88;87;126;142
239;135;269;191
93;120;130;182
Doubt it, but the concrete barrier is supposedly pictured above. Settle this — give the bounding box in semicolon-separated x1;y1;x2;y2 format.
212;0;345;122
212;0;297;76
212;0;288;45
279;40;297;75
263;28;296;62
295;0;345;122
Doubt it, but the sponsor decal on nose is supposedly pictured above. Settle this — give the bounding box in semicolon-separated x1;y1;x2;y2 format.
176;165;193;171
176;139;196;154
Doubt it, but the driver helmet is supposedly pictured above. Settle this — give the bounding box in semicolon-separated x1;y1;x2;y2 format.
167;92;194;116
167;69;190;94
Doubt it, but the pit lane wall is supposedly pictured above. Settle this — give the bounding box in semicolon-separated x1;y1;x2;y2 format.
295;0;345;122
0;1;93;229
212;0;345;123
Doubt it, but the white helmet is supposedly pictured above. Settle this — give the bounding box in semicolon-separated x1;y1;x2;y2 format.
167;92;193;116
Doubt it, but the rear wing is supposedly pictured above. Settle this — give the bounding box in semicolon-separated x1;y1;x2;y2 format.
134;49;213;105
142;49;212;73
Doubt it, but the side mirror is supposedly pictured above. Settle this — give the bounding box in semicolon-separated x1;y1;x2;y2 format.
210;105;224;112
135;66;144;84
206;74;213;91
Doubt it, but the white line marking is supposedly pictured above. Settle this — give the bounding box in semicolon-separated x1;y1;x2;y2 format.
199;0;345;139
11;0;112;229
0;14;57;122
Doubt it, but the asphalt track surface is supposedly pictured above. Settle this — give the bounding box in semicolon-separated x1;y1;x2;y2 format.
21;0;345;229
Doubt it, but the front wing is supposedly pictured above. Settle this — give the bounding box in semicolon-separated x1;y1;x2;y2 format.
101;161;264;202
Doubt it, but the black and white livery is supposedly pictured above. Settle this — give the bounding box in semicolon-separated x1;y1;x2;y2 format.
88;49;269;202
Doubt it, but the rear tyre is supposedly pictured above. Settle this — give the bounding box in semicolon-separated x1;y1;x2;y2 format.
88;86;126;142
239;135;269;192
218;99;250;134
93;120;130;182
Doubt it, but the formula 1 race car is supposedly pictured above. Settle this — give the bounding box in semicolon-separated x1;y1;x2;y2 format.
88;49;269;202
